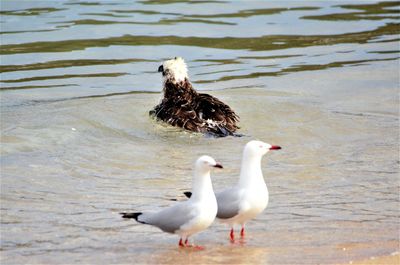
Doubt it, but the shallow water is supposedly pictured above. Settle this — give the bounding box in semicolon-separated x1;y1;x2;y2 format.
1;1;399;264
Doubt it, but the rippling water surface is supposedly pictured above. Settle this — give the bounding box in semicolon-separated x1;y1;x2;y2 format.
1;1;399;264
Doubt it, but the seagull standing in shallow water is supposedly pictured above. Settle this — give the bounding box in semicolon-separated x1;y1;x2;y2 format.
120;155;222;249
184;140;281;242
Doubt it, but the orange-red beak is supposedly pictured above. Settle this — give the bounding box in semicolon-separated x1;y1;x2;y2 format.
269;145;281;150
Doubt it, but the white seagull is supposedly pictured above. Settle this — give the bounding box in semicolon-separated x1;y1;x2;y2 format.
184;140;281;242
120;155;222;248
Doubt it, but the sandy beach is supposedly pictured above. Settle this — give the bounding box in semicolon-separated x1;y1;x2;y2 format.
340;253;399;265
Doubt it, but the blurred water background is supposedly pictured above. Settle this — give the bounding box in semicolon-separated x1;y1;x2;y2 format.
1;0;399;264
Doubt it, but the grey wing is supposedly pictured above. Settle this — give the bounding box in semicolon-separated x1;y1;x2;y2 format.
216;188;242;219
142;202;198;233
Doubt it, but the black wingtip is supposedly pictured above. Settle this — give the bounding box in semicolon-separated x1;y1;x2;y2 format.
120;212;142;221
183;191;192;198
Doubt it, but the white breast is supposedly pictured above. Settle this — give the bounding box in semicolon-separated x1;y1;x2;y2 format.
235;186;269;224
178;197;217;236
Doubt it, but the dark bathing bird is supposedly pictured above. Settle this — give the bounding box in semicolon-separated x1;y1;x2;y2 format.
149;57;240;137
184;140;281;242
120;156;222;249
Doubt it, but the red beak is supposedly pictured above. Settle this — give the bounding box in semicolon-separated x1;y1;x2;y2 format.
269;145;281;150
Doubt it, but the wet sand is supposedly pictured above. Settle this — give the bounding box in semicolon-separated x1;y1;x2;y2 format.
340;253;399;265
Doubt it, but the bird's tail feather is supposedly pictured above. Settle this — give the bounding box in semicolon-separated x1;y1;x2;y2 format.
120;212;146;224
183;191;192;198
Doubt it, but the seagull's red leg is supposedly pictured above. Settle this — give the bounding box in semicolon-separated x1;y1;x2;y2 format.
184;238;204;250
240;226;245;237
230;228;235;242
179;238;184;247
185;238;194;248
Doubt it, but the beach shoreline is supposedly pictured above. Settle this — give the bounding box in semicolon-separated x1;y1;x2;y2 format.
340;253;399;265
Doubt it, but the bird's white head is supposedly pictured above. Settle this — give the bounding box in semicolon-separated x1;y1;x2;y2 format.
158;57;188;84
195;155;223;173
243;140;281;158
